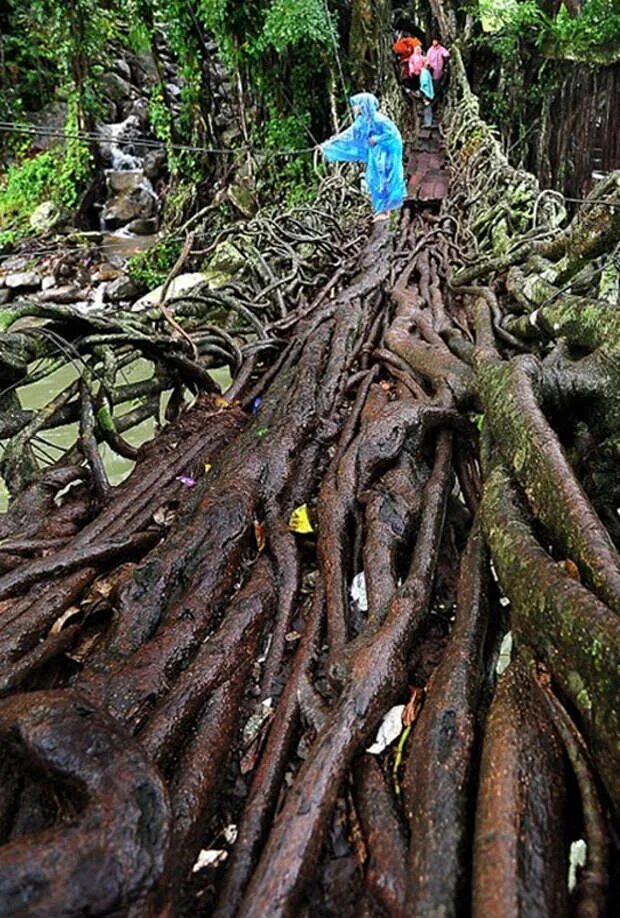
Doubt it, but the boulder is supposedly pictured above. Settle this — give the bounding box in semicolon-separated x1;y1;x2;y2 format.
221;125;243;148
107;170;144;194
143;148;167;180
26;101;68;152
40;285;84;304
103;186;158;230
101;71;132;103
92;263;122;283
4;272;41;291
113;58;132;82
165;82;182;100
125;217;158;235
131;53;159;88
29;200;73;234
118;97;150;126
106;274;140;303
131;273;207;310
228;177;258;218
0;256;29;273
203;239;246;288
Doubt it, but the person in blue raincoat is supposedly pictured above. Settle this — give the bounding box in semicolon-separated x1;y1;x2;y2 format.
319;93;406;222
419;59;435;128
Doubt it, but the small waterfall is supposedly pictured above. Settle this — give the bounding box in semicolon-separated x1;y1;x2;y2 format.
98;115;160;238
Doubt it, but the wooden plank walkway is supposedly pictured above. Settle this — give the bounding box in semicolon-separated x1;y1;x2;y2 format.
406;124;449;203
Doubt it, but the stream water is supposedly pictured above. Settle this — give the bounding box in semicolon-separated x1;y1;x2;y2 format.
0;362;232;513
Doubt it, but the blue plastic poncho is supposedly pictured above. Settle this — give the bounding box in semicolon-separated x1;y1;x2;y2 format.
420;68;435;101
320;93;406;214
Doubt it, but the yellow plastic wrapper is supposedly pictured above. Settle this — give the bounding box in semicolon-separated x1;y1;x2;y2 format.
288;504;314;534
204;463;212;474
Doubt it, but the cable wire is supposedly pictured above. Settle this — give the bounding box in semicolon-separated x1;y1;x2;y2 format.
0;121;315;158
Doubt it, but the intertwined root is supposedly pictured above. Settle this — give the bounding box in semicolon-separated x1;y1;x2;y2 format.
0;73;618;917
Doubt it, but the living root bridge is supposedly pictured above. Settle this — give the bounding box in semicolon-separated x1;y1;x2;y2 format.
0;78;619;918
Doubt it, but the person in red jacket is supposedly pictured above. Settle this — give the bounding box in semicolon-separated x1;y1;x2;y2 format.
393;32;421;86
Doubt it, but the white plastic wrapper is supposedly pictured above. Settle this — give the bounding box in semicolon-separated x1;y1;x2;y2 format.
192;849;228;871
366;704;405;755
350;571;368;611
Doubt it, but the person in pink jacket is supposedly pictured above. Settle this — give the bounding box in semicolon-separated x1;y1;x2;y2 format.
407;45;425;91
427;38;450;95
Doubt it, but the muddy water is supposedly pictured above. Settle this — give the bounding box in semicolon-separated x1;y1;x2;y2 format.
0;361;232;513
101;231;160;258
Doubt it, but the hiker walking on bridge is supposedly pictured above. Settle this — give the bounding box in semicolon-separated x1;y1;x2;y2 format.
319;92;406;222
427;38;450;95
420;59;435;128
407;44;425;91
393;32;421;84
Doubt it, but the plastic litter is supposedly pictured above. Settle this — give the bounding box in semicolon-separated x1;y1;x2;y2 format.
176;475;196;487
350;571;368;611
192;849;228;871
366;704;405;755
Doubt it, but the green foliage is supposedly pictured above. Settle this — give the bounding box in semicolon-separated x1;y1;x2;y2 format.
0;151;58;230
1;0;344;231
126;236;183;290
260;0;333;53
260;108;317;203
1;0;124;121
549;2;620;58
0;96;93;240
477;0;620;60
0;229;22;254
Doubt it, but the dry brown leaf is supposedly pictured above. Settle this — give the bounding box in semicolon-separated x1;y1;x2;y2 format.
153;505;177;527
402;686;425;727
285;630;301;643
254;519;267;552
563;559;580;581
50;606;81;635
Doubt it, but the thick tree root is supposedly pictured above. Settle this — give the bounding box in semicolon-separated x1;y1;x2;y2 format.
472;655;568;917
0;691;170;917
0;73;618;917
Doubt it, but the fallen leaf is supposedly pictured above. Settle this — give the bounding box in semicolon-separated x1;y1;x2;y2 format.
242;698;274;748
289;504;314;534
66;632;99;664
153;505;176;527
204;463;212;474
402;686;424;727
240;739;262;774
285;630;301;642
254;519;267;552
50;606;81;635
563;559;580;581
214;395;231;409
